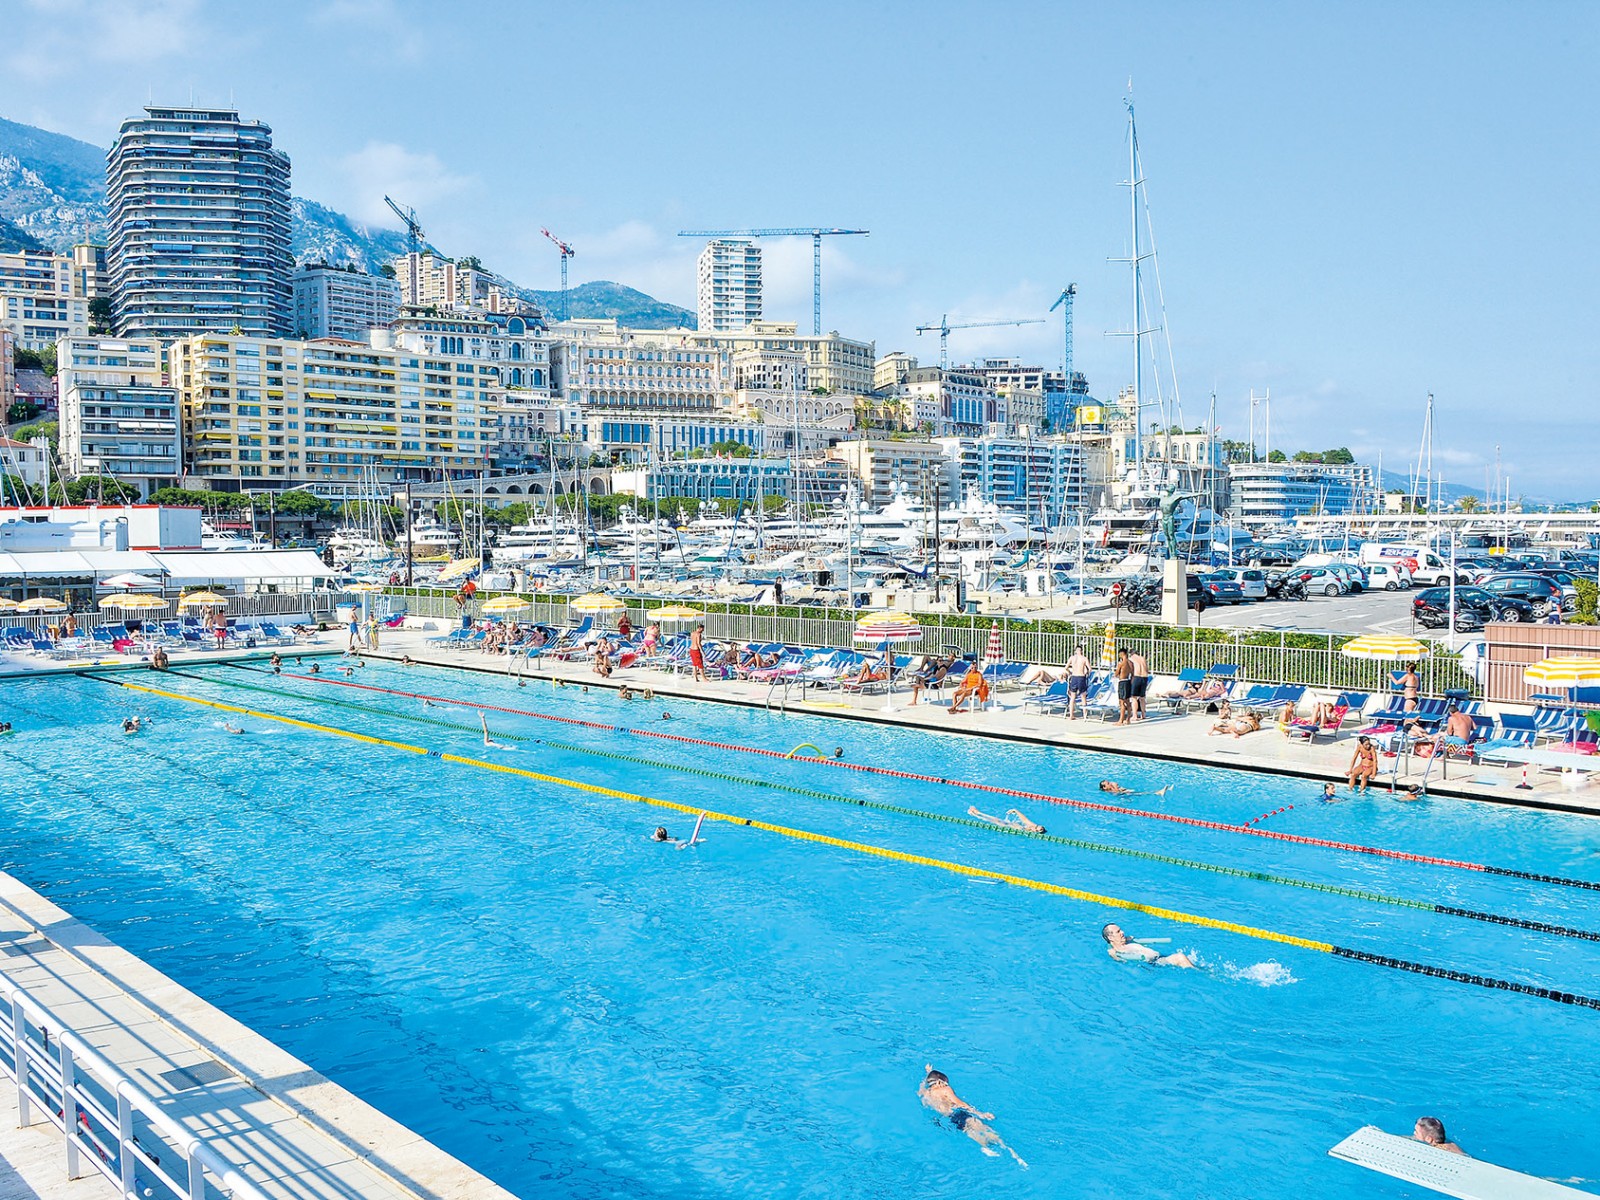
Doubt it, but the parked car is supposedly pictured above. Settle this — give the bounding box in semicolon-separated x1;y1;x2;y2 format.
1197;573;1246;604
1412;585;1536;629
1477;572;1571;616
1209;566;1269;599
1529;567;1583;601
1296;567;1349;596
1330;564;1367;593
1363;562;1412;591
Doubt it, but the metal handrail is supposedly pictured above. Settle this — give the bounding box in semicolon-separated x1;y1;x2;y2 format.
1;973;274;1200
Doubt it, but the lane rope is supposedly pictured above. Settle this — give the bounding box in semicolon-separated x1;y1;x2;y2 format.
1247;805;1294;827
83;672;1600;1010
169;668;1600;945
267;668;1600;892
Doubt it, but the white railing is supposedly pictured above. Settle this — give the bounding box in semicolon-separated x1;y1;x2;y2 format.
0;972;273;1200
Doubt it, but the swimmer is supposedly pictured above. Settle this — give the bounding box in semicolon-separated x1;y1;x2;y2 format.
1398;784;1425;802
308;663;321;675
919;1066;1025;1167
833;746;844;759
1098;781;1174;797
651;826;674;842
1102;923;1196;969
270;652;282;669
1321;782;1338;803
480;714;508;750
401;655;414;666
581;685;589;693
222;722;244;735
660;711;673;721
341;666;355;677
619;685;633;701
0;721;13;734
1412;1116;1466;1155
677;811;707;849
121;716;142;734
967;805;1046;834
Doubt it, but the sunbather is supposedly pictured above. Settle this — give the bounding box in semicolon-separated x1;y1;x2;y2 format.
1210;711;1263;738
1165;678;1225;702
946;665;990;715
910;656;953;705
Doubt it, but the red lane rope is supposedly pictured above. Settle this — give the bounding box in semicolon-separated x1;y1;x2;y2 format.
1247;805;1295;827
282;671;1491;872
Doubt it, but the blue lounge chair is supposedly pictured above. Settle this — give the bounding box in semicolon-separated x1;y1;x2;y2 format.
1024;681;1071;713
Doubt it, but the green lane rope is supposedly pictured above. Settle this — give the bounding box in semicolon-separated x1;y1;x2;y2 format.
162;667;1600;946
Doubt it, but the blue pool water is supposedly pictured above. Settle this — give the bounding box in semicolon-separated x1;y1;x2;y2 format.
2;661;1598;1198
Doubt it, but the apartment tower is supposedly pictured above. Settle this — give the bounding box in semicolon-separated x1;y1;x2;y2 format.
695;238;762;332
106;106;293;339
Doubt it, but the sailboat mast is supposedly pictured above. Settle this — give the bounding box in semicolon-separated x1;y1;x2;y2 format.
1129;100;1144;472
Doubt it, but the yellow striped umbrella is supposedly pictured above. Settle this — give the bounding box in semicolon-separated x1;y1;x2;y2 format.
0;598;16;612
98;594;167;611
343;582;385;594
1524;657;1600;688
1101;621;1117;667
481;595;532;614
650;604;704;624
177;591;229;608
1339;634;1428;661
16;597;67;613
852;611;923;643
570;593;628;613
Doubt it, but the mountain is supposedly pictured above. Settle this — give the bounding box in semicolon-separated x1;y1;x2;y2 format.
291;197;414;273
521;280;696;328
0;115;693;326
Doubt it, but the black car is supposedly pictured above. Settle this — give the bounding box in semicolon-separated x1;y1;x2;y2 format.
1477;573;1571;616
1412;586;1535;629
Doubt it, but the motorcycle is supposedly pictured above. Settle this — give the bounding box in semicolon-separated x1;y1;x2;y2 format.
1265;572;1307;601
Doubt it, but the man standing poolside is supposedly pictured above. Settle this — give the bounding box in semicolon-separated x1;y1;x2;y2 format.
919;1066;1026;1167
689;623;708;683
1066;644;1091;720
1128;648;1150;720
1113;649;1133;725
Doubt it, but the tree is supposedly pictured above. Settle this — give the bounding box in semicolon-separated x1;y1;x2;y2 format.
458;256;483;271
13;420;58;453
65;476;138;503
1221;439;1255;463
1457;495;1481;513
379;262;397;279
1267;449;1287;462
273;490;334;517
14;346;57;376
7;401;41;424
88;296;113;334
1322;446;1355;465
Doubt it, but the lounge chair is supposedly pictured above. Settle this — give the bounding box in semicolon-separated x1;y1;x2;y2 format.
1282;703;1349;742
1023;680;1072;713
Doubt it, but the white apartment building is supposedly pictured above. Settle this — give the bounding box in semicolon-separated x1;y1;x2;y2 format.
934;435;1084;518
902;366;1006;436
0;250;92;350
873;351;917;393
696;239;762;332
396;251;524;315
106;106;293;338
554;320;727;415
57;335;182;498
293;265;400;341
0;437;50;489
0;329;13;413
826;438;947;505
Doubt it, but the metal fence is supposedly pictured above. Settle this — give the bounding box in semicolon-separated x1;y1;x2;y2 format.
0;592;336;639
1;970;274;1200
390;586;1473;698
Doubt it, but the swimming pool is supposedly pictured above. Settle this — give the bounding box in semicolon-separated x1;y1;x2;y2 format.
2;660;1597;1198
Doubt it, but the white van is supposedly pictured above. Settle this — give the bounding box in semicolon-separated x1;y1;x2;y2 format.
1358;543;1461;586
1362;562;1412;591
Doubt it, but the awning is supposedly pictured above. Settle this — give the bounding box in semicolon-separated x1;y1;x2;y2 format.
0;548;334;584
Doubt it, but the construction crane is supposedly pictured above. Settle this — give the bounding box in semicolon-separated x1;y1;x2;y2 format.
677;227;868;335
540;228;576;321
914;315;1044;371
1049;284;1077;384
383;196;424;256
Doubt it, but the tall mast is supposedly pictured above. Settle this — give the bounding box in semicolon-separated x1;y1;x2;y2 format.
1129;99;1144;472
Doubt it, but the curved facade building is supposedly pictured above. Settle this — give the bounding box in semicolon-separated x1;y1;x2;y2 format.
106;106;292;339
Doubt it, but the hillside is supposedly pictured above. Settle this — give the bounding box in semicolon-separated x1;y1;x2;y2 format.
0;114;693;326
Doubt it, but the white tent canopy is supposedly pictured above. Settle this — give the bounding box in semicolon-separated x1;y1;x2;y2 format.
0;548;334;586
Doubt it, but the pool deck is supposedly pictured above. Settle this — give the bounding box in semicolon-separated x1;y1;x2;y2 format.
0;874;518;1200
362;625;1600;819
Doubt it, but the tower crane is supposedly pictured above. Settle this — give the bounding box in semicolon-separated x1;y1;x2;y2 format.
1049;284;1077;385
677;227;868;335
383;196;424;256
914;315;1044;371
540;228;576;321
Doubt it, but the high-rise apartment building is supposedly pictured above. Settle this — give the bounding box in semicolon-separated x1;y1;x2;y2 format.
57;335;183;498
696;239;762;332
292;265;400;341
0;250;92;349
106;107;293;339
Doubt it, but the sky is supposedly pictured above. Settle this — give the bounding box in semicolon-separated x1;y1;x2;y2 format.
4;0;1598;499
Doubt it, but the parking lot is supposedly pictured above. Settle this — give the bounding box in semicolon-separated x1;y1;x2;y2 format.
1182;587;1473;638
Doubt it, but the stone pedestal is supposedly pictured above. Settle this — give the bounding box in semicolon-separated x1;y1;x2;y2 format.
1160;558;1187;628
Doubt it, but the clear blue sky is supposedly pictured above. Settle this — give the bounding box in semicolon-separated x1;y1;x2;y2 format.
6;0;1598;499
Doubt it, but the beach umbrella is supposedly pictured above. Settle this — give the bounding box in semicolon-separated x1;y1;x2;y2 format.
1524;656;1600;689
343;582;385;594
481;595;531;615
984;620;1005;667
1338;634;1428;661
650;604;704;625
177;591;229;608
16;597;68;613
0;598;16;612
101;572;163;590
853;611;923;712
571;593;628;614
98;594;167;611
1100;621;1117;668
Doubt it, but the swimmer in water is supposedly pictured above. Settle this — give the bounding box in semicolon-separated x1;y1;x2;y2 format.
1321;782;1338;803
341;666;355;677
967;805;1046;834
833;746;844;759
308;663;321;674
1398;784;1425;802
660;711;672;721
401;655;414;666
1102;923;1195;968
619;685;633;701
270;652;282;669
1099;781;1173;797
1412;1116;1466;1155
480;714;508;750
121;717;142;734
919;1066;1025;1167
651;826;674;842
0;721;14;734
222;722;244;735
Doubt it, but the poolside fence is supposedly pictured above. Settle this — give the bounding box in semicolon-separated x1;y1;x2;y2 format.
387;586;1475;698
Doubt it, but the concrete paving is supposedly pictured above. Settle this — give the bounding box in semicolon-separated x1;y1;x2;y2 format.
369;623;1600;818
0;876;517;1200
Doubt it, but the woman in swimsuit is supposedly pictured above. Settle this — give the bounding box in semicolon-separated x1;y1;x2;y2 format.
1400;663;1421;712
1348;734;1379;792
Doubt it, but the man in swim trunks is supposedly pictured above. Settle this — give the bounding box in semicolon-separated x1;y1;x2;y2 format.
1102;923;1195;968
1128;649;1150;720
919;1066;1025;1166
1347;735;1378;792
689;624;708;683
1113;649;1133;724
1412;1116;1465;1155
967;805;1046;833
1066;645;1091;720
